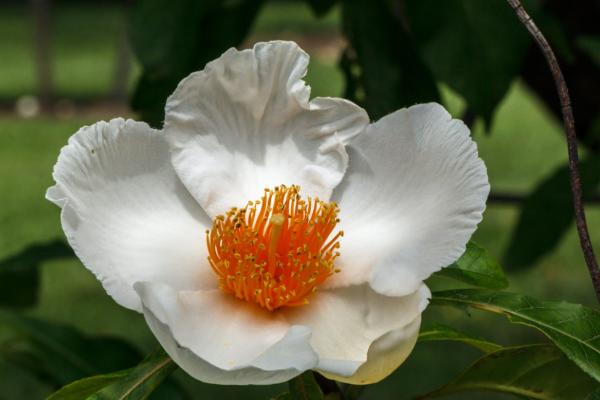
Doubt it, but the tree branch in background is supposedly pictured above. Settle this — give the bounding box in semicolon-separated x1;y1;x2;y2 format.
31;0;53;109
506;0;600;301
110;7;132;102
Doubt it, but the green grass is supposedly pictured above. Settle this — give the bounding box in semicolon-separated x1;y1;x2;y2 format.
0;4;131;98
0;7;37;96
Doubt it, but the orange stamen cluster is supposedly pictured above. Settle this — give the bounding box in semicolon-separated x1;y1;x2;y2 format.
206;185;342;311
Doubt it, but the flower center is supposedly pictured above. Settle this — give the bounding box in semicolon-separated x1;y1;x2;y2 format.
206;185;342;311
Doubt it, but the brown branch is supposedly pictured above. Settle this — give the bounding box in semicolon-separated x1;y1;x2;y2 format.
506;0;600;301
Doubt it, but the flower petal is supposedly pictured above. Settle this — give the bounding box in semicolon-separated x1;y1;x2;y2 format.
135;282;318;385
330;103;489;296
283;284;430;382
319;317;421;385
47;119;213;311
164;41;369;217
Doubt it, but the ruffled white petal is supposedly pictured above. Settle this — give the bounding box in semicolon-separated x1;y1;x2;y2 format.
330;103;489;296
47;119;213;311
283;284;430;382
319;317;421;385
135;282;318;385
164;41;369;218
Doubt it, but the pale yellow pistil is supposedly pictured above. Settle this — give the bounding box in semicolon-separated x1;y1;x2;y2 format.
206;185;343;311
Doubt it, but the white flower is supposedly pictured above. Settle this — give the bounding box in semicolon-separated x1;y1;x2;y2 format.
47;41;489;385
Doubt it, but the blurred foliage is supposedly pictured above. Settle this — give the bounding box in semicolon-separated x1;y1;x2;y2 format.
404;0;531;126
0;310;140;386
505;156;600;270
340;0;439;119
432;289;600;382
49;349;184;400
130;0;264;127
420;345;600;399
418;325;600;399
0;240;72;308
0;311;188;399
521;1;600;152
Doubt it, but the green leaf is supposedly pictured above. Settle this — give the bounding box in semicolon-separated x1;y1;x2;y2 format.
88;349;176;400
418;345;600;399
47;371;127;400
431;289;600;382
341;0;439;120
504;157;600;270
289;371;324;400
130;0;264;127
405;0;530;124
418;323;502;353
0;311;141;385
434;242;508;289
49;349;180;400
0;240;73;307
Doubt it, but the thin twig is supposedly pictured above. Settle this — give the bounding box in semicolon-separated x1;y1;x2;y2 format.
506;0;600;301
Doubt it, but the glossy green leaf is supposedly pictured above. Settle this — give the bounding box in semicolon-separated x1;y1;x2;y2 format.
341;0;439;119
48;349;183;400
88;348;176;400
0;240;73;307
434;242;508;289
405;0;530;124
289;371;324;400
130;0;264;127
47;371;127;400
418;345;600;399
0;311;141;385
504;157;600;270
418;323;502;353
431;290;600;382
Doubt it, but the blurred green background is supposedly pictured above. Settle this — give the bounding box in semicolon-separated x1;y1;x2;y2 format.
1;0;599;399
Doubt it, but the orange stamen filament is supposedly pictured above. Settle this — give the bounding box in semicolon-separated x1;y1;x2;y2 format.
206;185;342;311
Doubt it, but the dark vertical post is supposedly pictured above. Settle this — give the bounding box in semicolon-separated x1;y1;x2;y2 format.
110;2;133;102
32;0;53;110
